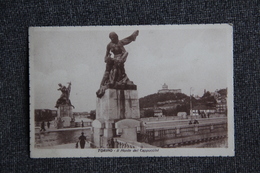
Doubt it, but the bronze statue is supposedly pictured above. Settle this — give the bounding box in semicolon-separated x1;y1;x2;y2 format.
96;30;139;98
55;82;74;108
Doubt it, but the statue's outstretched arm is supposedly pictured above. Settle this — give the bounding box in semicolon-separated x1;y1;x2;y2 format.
120;30;139;45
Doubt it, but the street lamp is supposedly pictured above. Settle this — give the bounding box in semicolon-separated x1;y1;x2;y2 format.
190;87;193;117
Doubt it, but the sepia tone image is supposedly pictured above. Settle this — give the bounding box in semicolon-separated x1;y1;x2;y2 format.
29;25;234;157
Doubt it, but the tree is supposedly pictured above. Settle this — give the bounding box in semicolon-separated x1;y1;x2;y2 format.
201;91;211;98
218;88;227;96
144;109;154;117
165;108;176;116
35;109;54;122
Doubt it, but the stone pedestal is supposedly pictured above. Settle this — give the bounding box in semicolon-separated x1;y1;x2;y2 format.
96;89;140;120
93;89;141;148
56;104;74;128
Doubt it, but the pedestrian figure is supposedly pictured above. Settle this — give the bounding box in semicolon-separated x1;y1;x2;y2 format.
189;120;193;125
40;121;46;131
194;119;199;124
47;121;50;128
204;111;207;118
198;110;201;117
200;111;204;118
81;120;84;127
78;132;87;149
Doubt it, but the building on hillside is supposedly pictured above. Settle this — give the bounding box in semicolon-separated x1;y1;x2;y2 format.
215;88;227;114
192;105;215;116
158;83;181;94
177;112;187;118
216;97;227;113
154;109;164;117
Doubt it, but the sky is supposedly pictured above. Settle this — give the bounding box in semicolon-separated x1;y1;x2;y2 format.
30;25;233;112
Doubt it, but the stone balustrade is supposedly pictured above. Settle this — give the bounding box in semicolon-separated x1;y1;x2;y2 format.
141;116;183;122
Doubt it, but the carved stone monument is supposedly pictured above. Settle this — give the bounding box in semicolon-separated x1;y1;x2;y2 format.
96;30;139;98
54;82;75;128
93;31;141;148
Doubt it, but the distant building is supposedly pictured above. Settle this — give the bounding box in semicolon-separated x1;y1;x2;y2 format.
73;112;89;118
216;97;227;113
192;105;215;116
158;83;181;94
215;88;228;114
154;109;164;117
177;112;187;118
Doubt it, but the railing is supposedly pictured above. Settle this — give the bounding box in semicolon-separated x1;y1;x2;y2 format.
74;121;92;127
113;137;157;148
142;122;227;143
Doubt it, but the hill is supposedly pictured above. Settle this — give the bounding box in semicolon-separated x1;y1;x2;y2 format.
139;92;189;109
139;89;226;117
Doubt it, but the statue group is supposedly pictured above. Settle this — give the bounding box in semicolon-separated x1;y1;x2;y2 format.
96;30;139;98
54;30;139;105
55;82;74;108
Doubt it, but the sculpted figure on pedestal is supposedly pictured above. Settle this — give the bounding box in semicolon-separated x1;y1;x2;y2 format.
96;30;139;98
55;82;74;108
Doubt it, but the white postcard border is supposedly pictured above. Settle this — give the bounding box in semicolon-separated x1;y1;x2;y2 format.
30;24;234;158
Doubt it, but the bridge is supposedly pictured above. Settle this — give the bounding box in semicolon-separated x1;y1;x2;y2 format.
91;117;227;149
138;117;227;148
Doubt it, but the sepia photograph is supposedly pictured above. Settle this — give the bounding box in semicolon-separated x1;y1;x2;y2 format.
29;25;234;157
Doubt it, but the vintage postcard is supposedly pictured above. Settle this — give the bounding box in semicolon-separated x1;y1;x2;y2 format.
29;25;234;158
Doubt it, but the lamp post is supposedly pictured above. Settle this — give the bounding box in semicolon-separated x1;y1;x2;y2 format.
190;87;193;117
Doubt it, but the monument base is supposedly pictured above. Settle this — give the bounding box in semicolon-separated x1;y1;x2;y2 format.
93;88;141;148
96;88;140;120
55;104;74;128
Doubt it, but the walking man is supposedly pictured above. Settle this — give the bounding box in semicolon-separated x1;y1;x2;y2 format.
78;132;87;149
